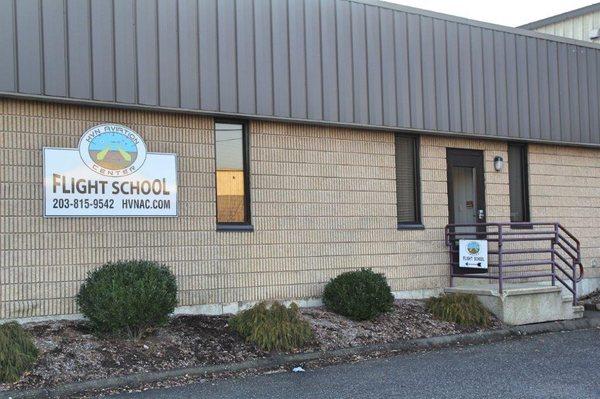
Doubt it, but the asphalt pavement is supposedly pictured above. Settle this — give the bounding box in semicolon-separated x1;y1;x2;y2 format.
110;328;600;399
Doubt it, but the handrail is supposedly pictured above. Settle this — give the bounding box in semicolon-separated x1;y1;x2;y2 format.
575;262;584;282
557;223;580;243
445;222;584;305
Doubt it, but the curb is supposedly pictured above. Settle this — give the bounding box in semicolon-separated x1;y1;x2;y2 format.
3;315;600;399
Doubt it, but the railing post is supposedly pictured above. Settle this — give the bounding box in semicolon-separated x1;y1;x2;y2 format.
446;226;454;288
573;267;578;305
498;225;503;295
551;224;557;287
573;240;579;305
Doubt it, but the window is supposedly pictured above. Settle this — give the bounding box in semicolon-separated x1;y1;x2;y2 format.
215;121;252;229
395;134;422;228
508;143;530;223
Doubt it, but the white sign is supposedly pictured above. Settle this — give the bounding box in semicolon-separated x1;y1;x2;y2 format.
43;124;177;217
459;239;488;269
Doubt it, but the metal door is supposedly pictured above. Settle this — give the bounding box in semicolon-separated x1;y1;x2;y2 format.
447;149;486;274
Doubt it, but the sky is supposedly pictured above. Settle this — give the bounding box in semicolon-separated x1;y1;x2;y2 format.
384;0;598;27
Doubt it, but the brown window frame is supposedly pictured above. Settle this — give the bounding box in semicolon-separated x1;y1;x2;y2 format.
214;119;253;232
395;134;423;230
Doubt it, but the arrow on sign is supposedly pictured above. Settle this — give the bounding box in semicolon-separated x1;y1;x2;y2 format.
464;262;482;267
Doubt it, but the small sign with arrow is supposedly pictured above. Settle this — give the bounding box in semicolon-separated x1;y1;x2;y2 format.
459;240;488;269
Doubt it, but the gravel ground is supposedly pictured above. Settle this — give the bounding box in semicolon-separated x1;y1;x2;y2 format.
0;300;501;394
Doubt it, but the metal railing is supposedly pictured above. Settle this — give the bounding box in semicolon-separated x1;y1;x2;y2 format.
444;222;584;304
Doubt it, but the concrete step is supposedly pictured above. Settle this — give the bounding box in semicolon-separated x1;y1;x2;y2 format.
560;295;584;318
446;283;583;325
446;282;561;296
568;304;584;318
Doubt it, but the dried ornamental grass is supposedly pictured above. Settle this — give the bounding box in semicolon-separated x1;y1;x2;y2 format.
426;293;492;327
0;322;39;383
229;302;313;351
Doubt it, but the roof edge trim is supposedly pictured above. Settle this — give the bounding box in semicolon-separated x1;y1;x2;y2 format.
352;0;600;49
518;2;600;30
3;92;599;151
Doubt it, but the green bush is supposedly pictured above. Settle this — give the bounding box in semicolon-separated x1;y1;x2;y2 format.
76;260;178;338
0;322;39;383
229;302;313;351
323;268;394;321
426;293;492;327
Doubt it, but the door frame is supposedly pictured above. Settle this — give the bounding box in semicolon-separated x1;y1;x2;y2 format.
447;148;487;275
446;148;487;231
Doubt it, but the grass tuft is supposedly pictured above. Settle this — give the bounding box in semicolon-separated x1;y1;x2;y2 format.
0;322;39;383
426;293;492;327
229;302;313;352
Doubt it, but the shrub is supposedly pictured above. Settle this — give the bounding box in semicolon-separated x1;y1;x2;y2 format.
426;293;492;327
0;322;39;383
229;302;313;351
76;260;178;338
323;268;394;321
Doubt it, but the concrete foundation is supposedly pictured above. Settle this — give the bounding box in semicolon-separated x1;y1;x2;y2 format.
445;283;584;325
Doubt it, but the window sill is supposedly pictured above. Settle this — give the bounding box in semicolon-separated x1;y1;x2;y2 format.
397;223;425;230
216;224;254;232
509;222;533;230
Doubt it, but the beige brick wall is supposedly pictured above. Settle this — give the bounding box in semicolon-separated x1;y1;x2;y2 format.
529;144;600;279
1;99;598;320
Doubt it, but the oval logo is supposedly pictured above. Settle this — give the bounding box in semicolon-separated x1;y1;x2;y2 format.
79;124;147;177
467;241;480;255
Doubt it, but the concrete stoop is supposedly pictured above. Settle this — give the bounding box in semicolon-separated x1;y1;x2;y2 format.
445;283;583;325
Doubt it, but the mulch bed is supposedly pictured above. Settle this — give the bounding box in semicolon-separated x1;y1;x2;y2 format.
303;300;501;350
0;300;502;393
580;289;600;310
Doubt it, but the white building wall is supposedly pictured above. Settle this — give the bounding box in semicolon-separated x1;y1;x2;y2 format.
533;10;600;42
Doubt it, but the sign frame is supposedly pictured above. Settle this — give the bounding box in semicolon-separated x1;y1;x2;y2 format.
42;124;178;218
458;239;488;269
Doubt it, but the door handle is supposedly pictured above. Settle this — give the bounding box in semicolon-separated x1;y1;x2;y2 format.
478;209;485;220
